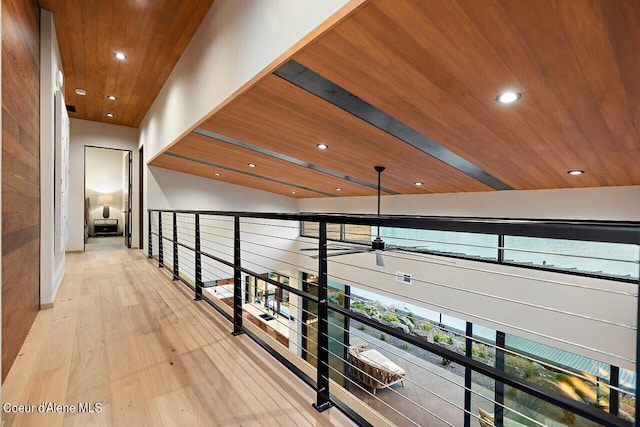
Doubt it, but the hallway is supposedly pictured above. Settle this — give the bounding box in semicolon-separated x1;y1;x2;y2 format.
1;249;354;427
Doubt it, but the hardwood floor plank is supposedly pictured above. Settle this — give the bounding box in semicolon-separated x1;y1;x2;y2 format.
2;250;355;427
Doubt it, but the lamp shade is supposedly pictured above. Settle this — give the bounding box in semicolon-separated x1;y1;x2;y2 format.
97;195;114;205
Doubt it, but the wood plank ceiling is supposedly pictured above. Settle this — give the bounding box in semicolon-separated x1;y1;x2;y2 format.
151;0;640;198
39;0;215;127
49;0;638;198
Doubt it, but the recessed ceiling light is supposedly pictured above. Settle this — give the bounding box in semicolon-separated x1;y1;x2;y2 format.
336;188;342;191
75;88;86;96
496;91;521;104
248;163;256;168
291;191;296;194
214;172;221;176
114;52;127;60
106;113;114;118
316;143;329;150
567;170;585;175
107;95;117;100
414;182;424;186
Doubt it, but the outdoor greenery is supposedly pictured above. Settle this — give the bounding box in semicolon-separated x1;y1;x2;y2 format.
419;322;432;332
380;313;400;323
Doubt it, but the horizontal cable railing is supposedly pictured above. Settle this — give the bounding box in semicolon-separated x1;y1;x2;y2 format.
148;209;639;427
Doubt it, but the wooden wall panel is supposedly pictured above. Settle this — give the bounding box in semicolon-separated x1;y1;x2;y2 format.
2;0;41;381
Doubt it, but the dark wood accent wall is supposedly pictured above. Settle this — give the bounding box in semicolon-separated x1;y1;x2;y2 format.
2;0;41;381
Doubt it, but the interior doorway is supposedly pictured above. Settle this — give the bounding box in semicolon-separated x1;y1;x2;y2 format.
138;145;144;250
84;146;133;251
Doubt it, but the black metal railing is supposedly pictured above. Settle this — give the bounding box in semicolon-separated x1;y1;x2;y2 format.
148;209;639;427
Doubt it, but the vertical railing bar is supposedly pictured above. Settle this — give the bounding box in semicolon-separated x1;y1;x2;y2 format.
158;211;164;268
498;234;505;264
148;210;153;259
172;212;179;280
635;256;640;425
610;365;619;416
495;331;506;425
232;216;244;336
464;321;473;427
195;213;203;301
314;220;331;412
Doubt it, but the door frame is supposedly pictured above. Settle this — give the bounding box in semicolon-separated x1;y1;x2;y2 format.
83;146;133;251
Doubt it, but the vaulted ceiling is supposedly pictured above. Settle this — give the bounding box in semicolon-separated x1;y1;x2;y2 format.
47;0;640;198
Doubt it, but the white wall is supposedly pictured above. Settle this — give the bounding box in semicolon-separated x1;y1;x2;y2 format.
40;10;65;305
68;119;139;251
147;166;298;213
139;0;359;162
299;185;640;221
85;147;125;235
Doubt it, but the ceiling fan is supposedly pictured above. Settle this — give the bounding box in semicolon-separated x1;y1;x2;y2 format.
302;166;400;267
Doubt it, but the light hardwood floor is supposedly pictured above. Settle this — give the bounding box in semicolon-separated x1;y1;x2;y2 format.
1;249;355;427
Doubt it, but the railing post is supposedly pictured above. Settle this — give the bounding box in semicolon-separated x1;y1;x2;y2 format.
464;321;473;427
609;365;619;416
232;216;244;336
158;211;164;268
343;284;351;391
148;210;153;259
194;214;203;301
495;331;506;425
635;260;640;425
497;234;505;263
172;212;179;280
314;221;331;412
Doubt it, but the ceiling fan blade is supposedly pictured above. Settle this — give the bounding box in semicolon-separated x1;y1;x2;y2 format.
375;250;386;267
301;245;364;252
310;248;372;259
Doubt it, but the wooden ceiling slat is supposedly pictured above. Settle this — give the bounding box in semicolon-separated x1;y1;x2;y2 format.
150;154;327;199
199;74;491;195
39;0;214;127
498;0;627;186
171;133;380;198
292;0;640;189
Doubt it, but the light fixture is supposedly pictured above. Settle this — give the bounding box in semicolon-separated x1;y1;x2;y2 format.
106;113;114;118
98;195;114;219
496;91;521;104
414;182;424;186
107;95;117;100
248;163;256;168
291;191;296;194
114;52;127;60
74;88;86;96
214;172;221;176
567;170;585;175
316;143;329;150
336;188;342;191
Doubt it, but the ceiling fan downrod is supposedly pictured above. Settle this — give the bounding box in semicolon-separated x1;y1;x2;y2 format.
373;166;386;252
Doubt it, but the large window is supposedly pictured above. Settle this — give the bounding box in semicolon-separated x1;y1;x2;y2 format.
301;223;639;281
